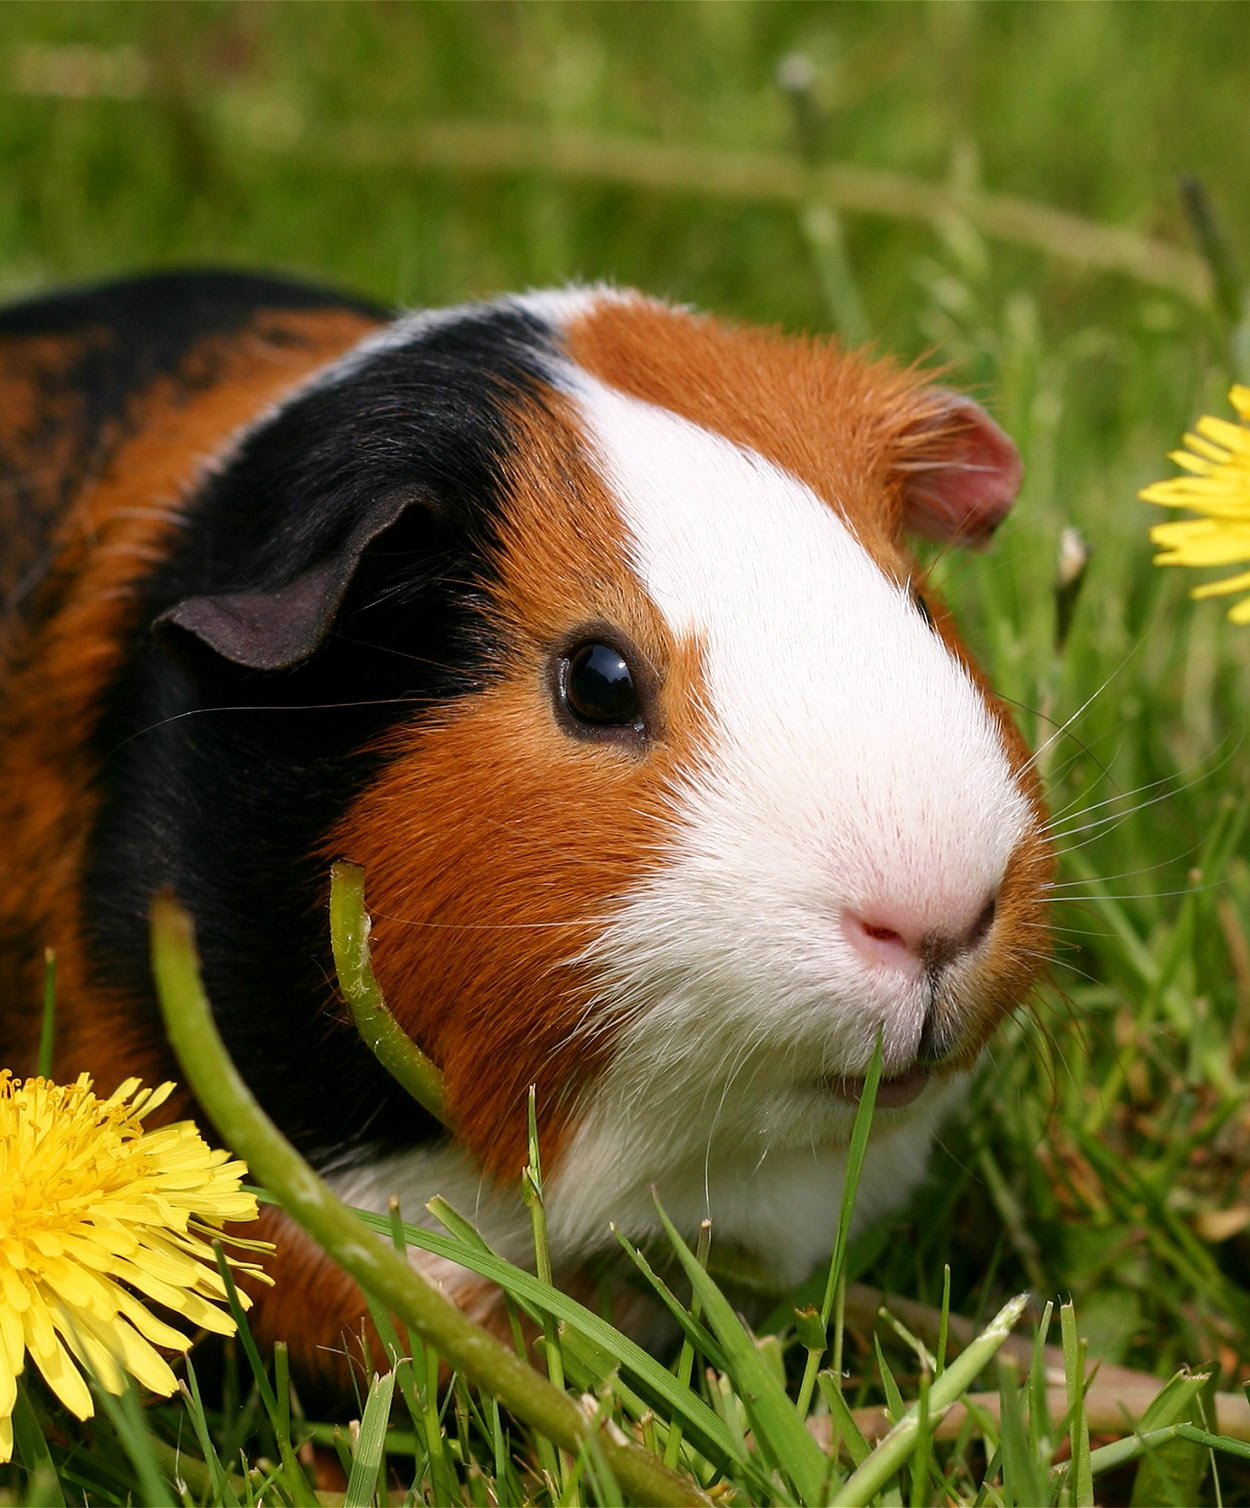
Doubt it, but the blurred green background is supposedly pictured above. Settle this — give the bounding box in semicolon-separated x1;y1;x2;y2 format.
3;2;1247;580
4;0;1244;897
4;0;1250;1406
1;1;1245;335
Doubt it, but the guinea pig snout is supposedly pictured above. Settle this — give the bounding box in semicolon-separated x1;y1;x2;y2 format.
839;891;998;979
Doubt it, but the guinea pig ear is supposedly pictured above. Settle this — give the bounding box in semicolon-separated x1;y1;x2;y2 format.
154;491;417;671
896;392;1022;545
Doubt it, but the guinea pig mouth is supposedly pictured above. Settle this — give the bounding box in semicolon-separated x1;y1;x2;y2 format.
827;1065;931;1110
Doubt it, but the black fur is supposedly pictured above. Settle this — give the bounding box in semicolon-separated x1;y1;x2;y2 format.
0;270;389;635
82;298;563;1164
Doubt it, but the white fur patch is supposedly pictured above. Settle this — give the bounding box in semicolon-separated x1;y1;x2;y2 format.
532;376;1036;1278
326;1144;533;1297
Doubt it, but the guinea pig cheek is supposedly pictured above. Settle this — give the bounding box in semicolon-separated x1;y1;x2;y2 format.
321;665;698;1181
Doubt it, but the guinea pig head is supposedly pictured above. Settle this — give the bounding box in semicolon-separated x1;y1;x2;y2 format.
161;291;1052;1289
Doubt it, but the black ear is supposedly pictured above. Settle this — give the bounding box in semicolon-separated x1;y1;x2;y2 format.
153;491;420;671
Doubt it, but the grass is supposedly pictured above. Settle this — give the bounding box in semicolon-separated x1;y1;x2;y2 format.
2;2;1250;1502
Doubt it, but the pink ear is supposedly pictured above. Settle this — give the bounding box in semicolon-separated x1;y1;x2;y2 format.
898;393;1023;545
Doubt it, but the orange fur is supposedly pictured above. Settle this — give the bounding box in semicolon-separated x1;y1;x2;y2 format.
564;298;945;574
324;390;711;1179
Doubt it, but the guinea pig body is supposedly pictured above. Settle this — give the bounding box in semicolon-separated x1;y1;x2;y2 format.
0;272;1052;1373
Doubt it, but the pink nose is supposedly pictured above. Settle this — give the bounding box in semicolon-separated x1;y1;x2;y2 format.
841;893;997;976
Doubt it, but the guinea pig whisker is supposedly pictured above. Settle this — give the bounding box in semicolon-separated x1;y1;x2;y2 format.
993;691;1122;789
327;630;482;672
1056;885;1218;905
1014;947;1096;984
111;694;444;751
1041;773;1192;835
1017;648;1143;779
367;912;603;932
1055;840;1196;875
1001;996;1089;1113
700;1019;780;1213
1016;919;1110;941
1050;804;1186;850
1041;845;1209;890
1046;750;1233;838
1042;760;1181;824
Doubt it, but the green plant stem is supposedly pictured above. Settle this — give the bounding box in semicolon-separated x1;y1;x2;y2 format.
262;120;1212;301
831;1291;1029;1507
328;861;450;1128
824;1381;1250;1451
37;949;56;1078
149;890;710;1508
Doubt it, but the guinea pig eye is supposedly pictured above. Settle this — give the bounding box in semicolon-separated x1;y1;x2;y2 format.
912;588;935;629
561;641;643;729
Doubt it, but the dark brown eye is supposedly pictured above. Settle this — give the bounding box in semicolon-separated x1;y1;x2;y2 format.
562;641;642;727
912;589;934;629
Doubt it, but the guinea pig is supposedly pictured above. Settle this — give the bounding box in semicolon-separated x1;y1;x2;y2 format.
0;269;1052;1378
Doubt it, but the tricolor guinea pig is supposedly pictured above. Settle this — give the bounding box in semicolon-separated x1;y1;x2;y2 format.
0;271;1052;1377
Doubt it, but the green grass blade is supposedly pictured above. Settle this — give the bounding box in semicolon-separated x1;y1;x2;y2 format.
344;1369;396;1508
9;1383;65;1507
818;1370;871;1469
36;949;57;1080
181;1362;243;1508
350;1199;739;1471
1061;1300;1093;1508
151;892;710;1508
907;1369;933;1508
873;1333;906;1424
995;1359;1045;1508
212;1243;320;1508
88;1376;171;1508
1138;1368;1218;1431
610;1225;726;1368
1126;1369;1218;1508
796;1037;885;1418
651;1194;830;1505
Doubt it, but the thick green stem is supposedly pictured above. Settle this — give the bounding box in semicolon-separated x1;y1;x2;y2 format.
150;891;709;1508
831;1292;1030;1507
328;861;450;1128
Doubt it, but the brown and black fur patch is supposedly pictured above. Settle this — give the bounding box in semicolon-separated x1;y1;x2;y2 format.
0;273;389;1088
0;282;598;1185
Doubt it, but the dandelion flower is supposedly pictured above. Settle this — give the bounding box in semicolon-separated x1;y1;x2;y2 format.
1141;383;1250;624
0;1070;269;1463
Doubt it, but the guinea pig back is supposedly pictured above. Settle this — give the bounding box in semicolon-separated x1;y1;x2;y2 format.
0;273;1053;1376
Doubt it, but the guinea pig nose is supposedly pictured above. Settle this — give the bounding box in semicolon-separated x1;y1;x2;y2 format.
840;908;926;976
841;892;998;976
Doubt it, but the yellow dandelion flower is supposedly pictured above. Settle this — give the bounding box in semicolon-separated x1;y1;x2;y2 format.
1140;383;1250;624
0;1070;270;1463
